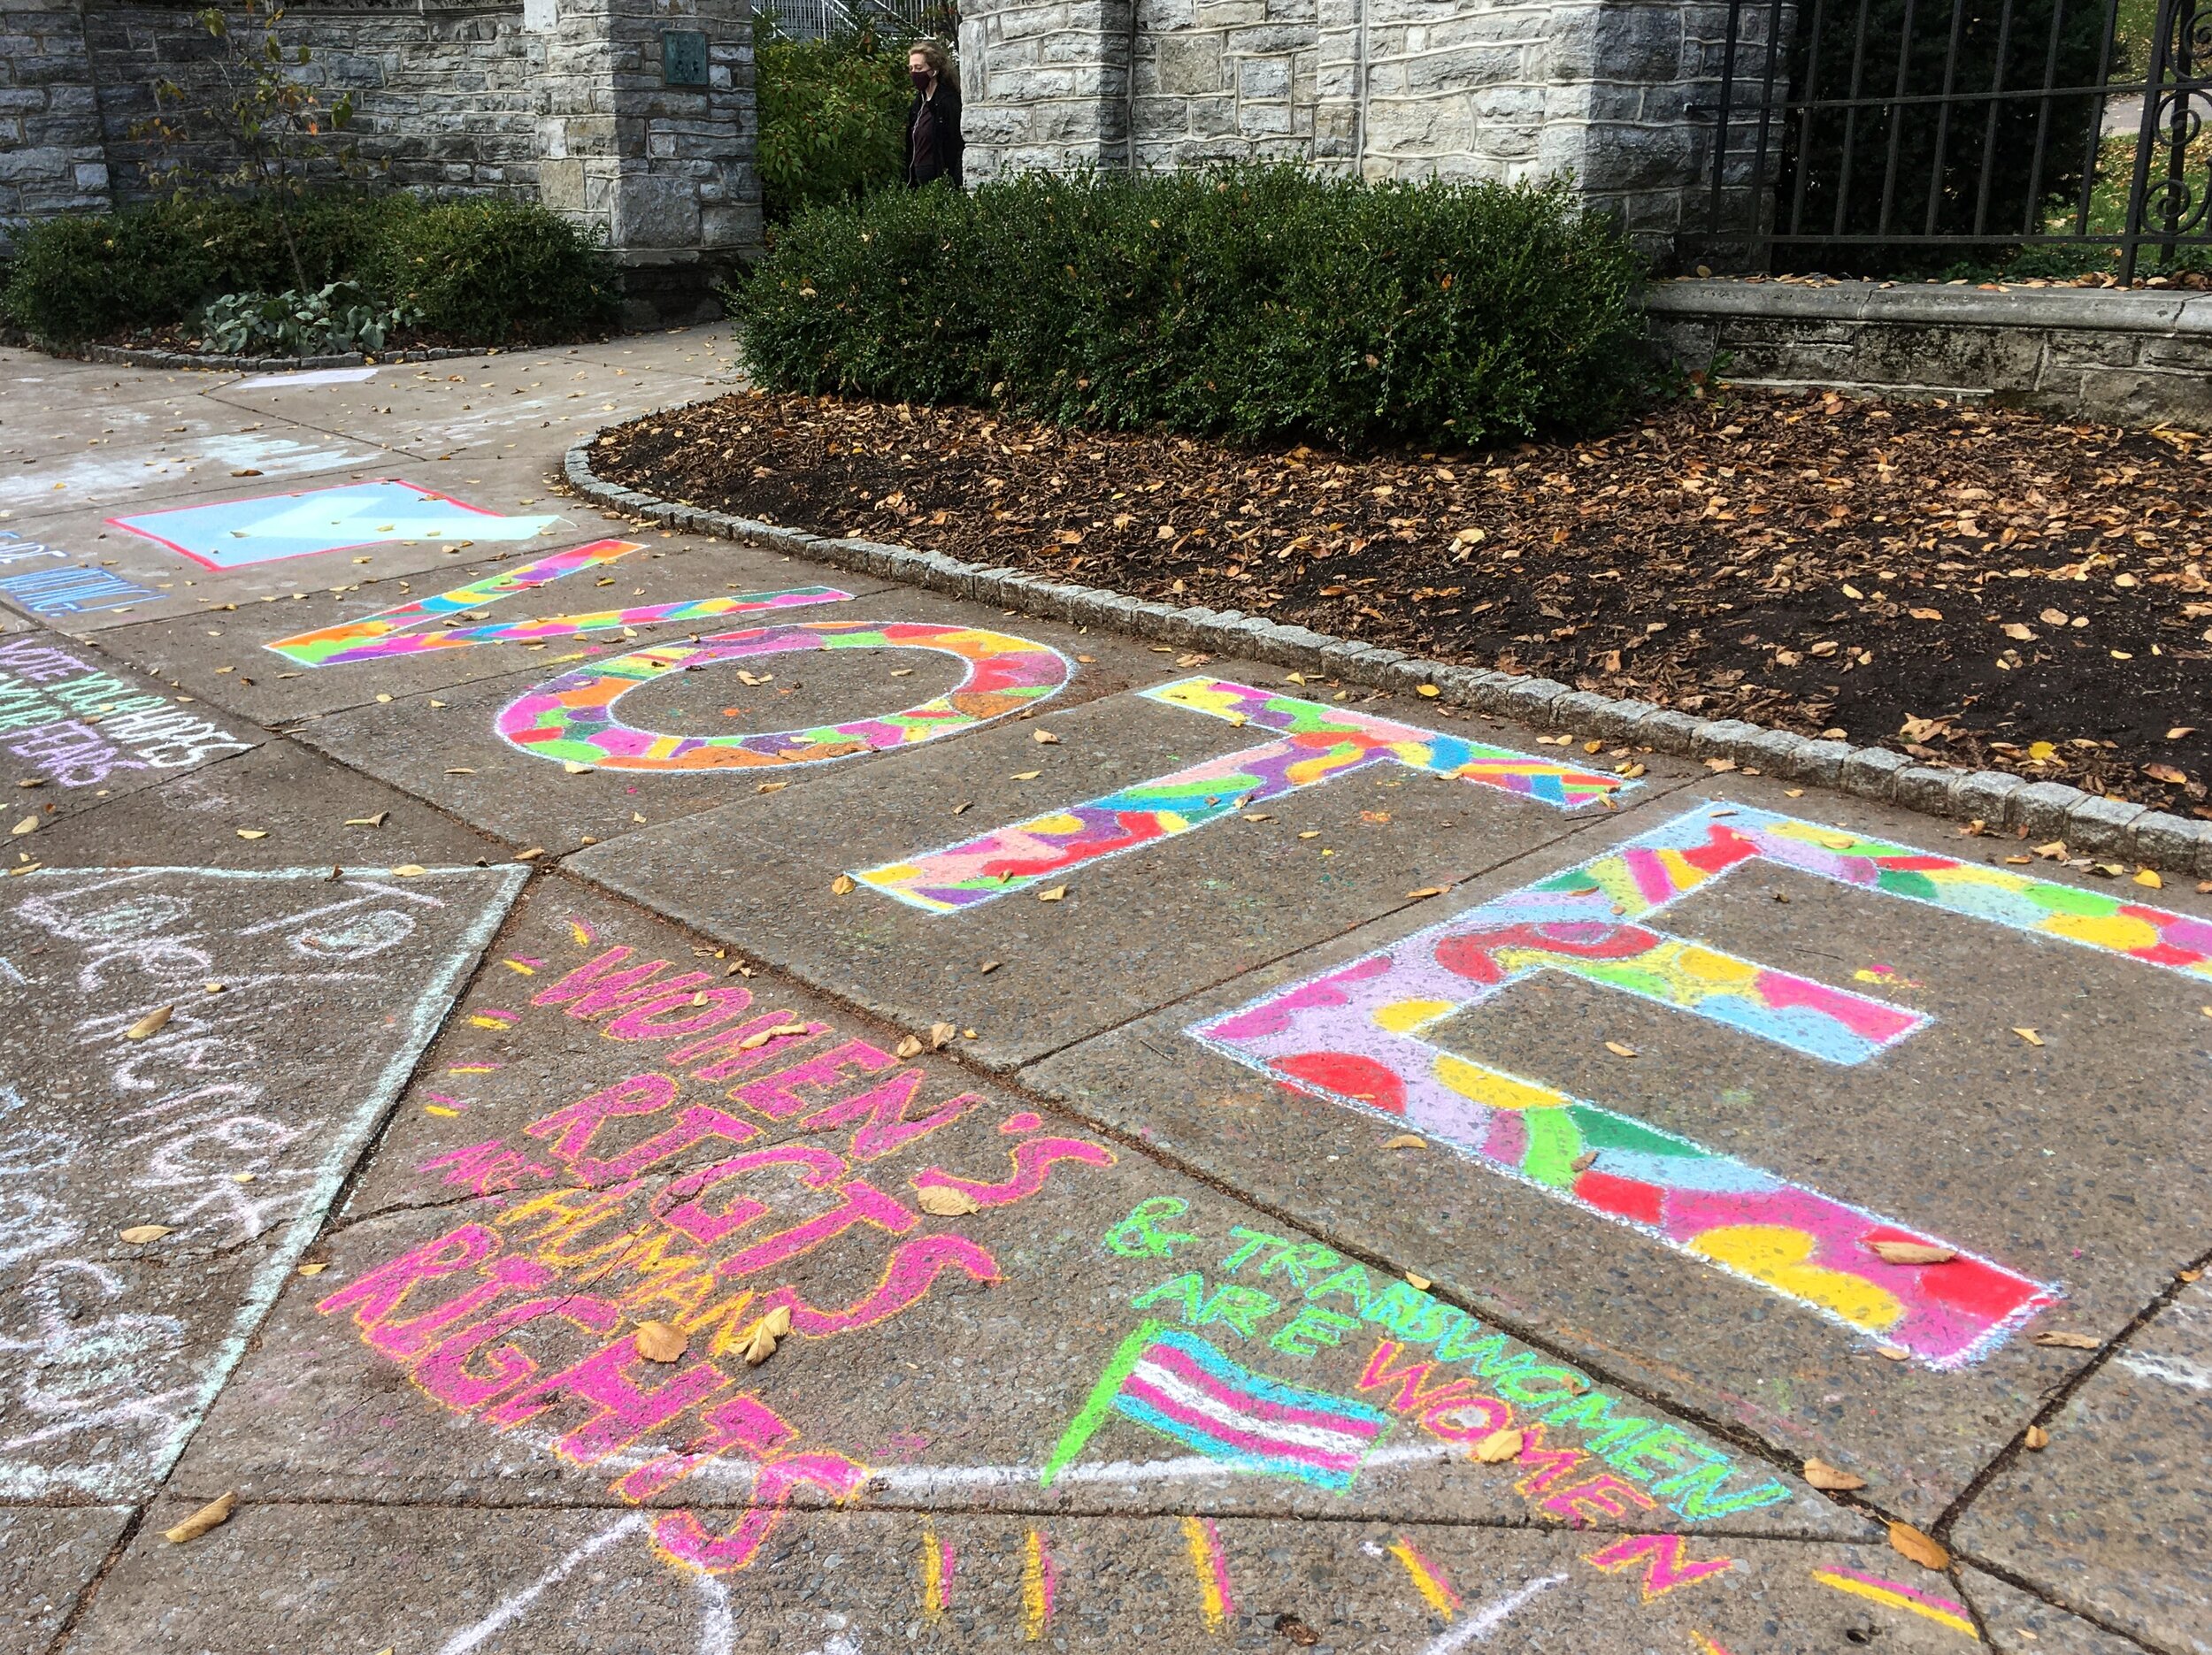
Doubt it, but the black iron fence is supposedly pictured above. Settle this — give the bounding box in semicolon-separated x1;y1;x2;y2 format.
1694;0;2212;280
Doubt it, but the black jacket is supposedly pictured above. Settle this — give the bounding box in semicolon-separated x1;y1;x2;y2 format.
906;81;964;188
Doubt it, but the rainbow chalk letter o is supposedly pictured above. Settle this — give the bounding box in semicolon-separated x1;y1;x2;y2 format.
495;620;1070;771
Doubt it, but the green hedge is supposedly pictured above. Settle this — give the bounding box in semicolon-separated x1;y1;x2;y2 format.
728;166;1652;448
365;200;618;343
3;192;613;346
756;27;911;224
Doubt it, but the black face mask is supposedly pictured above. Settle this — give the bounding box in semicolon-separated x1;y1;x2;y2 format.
910;69;932;89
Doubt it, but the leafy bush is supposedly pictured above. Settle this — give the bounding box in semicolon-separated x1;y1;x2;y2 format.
3;192;610;348
365;199;617;344
2;191;410;341
755;25;911;223
728;166;1651;448
198;282;419;356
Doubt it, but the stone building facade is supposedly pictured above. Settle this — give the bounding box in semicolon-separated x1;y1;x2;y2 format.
0;0;762;316
956;0;1774;257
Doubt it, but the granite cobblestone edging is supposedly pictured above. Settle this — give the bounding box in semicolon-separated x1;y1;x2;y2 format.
74;342;488;372
565;429;2212;881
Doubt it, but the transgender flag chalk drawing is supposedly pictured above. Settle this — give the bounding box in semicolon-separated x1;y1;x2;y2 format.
1194;802;2212;1367
111;479;565;570
1041;1321;1392;1490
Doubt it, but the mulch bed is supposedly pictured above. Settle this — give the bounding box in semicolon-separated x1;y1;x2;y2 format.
595;387;2212;816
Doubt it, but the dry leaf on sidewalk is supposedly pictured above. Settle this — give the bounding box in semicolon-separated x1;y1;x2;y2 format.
2032;1330;2101;1349
1802;1457;1866;1491
918;1186;981;1217
1471;1429;1523;1463
119;1224;172;1244
634;1321;687;1363
1886;1521;1948;1571
126;1006;173;1041
1869;1241;1955;1265
165;1492;236;1544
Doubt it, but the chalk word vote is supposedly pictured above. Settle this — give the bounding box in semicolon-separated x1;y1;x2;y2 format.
266;538;1074;770
856;678;1625;911
1199;801;2212;1366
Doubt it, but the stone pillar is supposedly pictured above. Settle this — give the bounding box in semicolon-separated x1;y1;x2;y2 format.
959;0;1134;180
530;0;760;324
0;0;110;250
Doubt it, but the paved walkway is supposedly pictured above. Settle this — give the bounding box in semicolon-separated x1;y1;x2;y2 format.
0;329;2202;1655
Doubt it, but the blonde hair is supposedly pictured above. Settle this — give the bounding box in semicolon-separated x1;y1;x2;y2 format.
908;38;957;91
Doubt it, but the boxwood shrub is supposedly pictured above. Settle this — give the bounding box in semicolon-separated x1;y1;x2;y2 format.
4;192;612;347
727;166;1652;448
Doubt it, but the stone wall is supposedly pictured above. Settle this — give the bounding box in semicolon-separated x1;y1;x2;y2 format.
1649;279;2212;428
957;0;1786;254
0;0;760;310
0;0;110;230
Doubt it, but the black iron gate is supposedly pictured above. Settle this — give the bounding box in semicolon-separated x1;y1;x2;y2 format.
1694;0;2212;280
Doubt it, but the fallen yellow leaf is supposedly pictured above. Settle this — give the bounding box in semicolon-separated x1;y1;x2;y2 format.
2136;869;2164;888
562;761;594;774
1802;1457;1866;1491
2024;1425;2050;1451
164;1492;237;1545
894;1034;924;1059
120;1223;172;1244
390;864;426;877
344;813;388;827
634;1321;687;1363
1404;1271;1431;1291
928;1022;957;1049
1471;1428;1524;1463
1869;1241;1955;1265
1405;886;1448;900
1010;770;1042;780
2012;1027;2044;1046
918;1185;981;1217
1604;1040;1637;1058
9;816;36;836
1382;1133;1425;1150
296;1261;327;1276
235;828;267;840
2033;1329;2101;1349
1033;729;1060;744
1887;1521;1948;1571
831;873;856;895
1416;684;1440;698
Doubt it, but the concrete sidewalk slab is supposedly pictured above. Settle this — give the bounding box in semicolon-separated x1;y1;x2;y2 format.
0;1506;131;1655
573;676;1697;1072
0;862;522;1504
1955;1279;2212;1651
1023;779;2212;1527
65;1506;1966;1655
7;738;504;871
1962;1569;2152;1655
0;625;263;822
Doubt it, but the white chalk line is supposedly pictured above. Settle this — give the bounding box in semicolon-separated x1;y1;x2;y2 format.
1418;1574;1571;1654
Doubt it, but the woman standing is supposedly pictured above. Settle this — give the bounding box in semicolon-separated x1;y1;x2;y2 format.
905;40;964;189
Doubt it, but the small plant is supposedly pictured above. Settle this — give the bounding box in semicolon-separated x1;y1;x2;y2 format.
134;0;373;292
196;281;419;356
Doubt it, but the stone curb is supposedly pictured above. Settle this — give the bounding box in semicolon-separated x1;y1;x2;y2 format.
562;429;2212;882
69;342;488;373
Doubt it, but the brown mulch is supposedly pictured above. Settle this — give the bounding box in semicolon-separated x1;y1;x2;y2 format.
595;387;2212;815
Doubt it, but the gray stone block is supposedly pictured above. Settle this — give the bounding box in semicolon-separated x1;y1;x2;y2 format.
1733;725;1809;773
1688;717;1763;758
2129;809;2209;874
1892;764;1960;816
1951;768;2028;824
1543;689;1615;732
2007;780;2091;839
2062;793;2148;856
1631;708;1701;753
1779;739;1853;785
1837;746;1911;800
1584;697;1658;739
1499;675;1568;724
